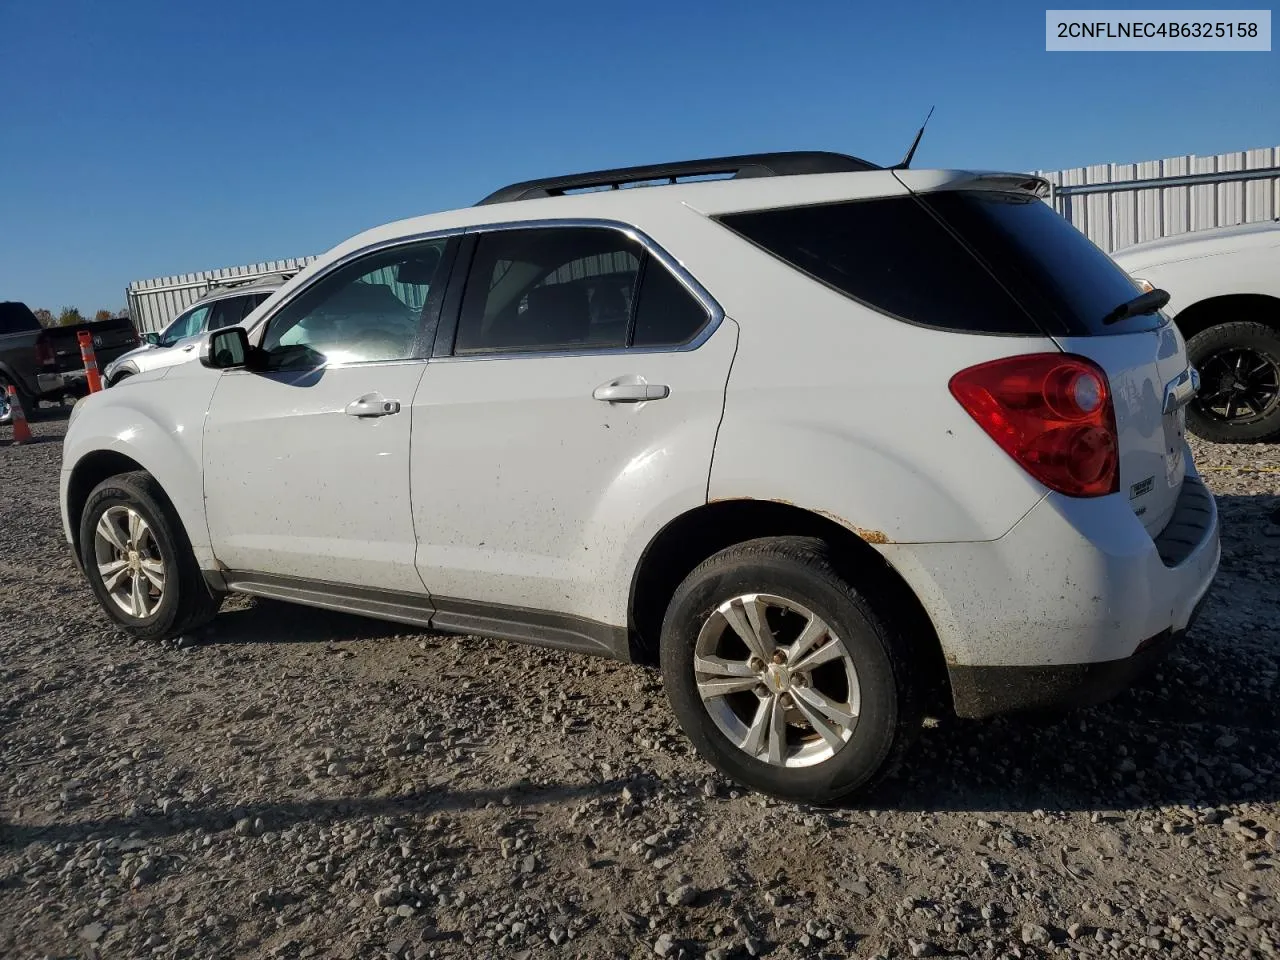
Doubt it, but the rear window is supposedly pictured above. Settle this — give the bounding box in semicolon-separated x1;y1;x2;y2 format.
0;302;42;335
920;191;1163;336
719;192;1161;337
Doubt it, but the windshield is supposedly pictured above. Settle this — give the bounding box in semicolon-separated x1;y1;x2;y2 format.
158;304;212;347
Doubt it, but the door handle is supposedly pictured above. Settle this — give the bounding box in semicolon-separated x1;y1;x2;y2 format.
345;394;401;417
593;378;670;403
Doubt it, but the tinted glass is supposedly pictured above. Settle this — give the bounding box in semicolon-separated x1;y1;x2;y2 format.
0;304;41;334
632;262;709;347
262;240;448;368
720;197;1039;335
455;228;642;354
920;191;1162;335
159;305;211;346
207;296;250;331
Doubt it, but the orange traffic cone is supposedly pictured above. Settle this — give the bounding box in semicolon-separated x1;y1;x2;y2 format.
7;384;33;444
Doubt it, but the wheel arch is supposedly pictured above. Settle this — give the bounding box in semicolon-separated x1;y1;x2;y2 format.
627;498;949;701
66;450;152;559
1174;293;1280;339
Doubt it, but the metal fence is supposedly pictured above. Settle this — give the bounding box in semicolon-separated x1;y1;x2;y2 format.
125;144;1280;333
127;258;317;334
1038;145;1280;253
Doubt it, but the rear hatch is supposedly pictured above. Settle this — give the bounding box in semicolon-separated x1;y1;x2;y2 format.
901;174;1188;535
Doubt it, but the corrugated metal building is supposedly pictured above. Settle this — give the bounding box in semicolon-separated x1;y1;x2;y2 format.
1038;144;1280;252
127;258;317;334
126;144;1280;333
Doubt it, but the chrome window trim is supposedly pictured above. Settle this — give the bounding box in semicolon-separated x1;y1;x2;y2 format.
245;219;725;362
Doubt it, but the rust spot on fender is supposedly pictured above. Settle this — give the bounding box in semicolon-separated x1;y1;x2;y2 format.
812;507;892;544
705;498;893;544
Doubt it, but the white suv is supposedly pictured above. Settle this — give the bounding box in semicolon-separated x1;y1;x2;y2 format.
60;152;1220;802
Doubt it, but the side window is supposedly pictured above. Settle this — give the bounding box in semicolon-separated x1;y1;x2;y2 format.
455;228;643;354
261;239;449;369
632;261;710;347
159;305;210;346
207;296;249;332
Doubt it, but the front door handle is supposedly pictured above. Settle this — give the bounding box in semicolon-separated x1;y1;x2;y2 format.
345;394;401;417
593;378;670;403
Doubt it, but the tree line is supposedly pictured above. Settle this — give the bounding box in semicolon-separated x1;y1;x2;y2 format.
31;307;126;327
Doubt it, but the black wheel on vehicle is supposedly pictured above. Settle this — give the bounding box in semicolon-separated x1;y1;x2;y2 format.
659;536;918;804
0;371;37;422
106;370;133;388
79;471;221;641
1185;321;1280;443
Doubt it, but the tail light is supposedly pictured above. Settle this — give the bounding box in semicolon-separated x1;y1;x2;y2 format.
34;337;55;367
949;353;1119;497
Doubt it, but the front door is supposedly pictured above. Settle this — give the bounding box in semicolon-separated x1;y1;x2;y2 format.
203;237;456;593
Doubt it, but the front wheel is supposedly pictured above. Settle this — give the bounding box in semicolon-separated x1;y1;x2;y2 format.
79;471;221;641
1185;321;1280;443
659;536;918;804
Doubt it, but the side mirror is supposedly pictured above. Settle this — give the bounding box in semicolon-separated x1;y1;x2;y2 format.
143;332;159;346
200;326;251;370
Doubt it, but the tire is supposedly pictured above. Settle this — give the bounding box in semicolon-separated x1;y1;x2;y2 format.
659;536;918;804
0;371;37;422
79;471;221;641
106;370;133;388
1184;321;1280;443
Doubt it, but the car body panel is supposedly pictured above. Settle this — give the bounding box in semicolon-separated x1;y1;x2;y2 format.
202;361;431;593
1111;220;1280;317
1054;324;1191;536
411;319;739;625
60;363;217;567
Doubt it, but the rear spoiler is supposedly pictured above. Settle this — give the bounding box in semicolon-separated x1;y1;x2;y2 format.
893;169;1051;199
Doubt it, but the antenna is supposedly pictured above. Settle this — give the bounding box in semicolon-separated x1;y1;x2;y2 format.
892;106;935;170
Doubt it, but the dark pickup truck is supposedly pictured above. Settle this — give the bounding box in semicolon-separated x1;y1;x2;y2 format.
0;302;139;410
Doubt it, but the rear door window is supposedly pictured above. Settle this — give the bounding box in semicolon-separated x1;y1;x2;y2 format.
451;226;712;355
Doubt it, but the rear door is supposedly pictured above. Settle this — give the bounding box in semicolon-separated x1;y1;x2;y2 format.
912;186;1190;534
410;224;736;623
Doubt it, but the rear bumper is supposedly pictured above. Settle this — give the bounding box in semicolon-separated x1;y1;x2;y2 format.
877;455;1220;716
36;370;87;397
949;590;1209;718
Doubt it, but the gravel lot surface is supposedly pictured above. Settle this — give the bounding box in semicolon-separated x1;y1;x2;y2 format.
3;414;1279;960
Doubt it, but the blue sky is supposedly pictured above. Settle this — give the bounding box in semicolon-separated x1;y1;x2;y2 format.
1;0;1276;314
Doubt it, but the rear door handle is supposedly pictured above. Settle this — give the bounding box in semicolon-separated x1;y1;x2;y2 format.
345;394;401;417
593;378;670;403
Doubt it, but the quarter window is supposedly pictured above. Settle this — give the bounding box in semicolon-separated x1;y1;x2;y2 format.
261;239;449;368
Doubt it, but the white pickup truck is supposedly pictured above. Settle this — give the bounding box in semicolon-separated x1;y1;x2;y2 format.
1112;220;1280;443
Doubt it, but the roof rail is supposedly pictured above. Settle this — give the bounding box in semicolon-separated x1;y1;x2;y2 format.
476;151;880;206
202;270;298;293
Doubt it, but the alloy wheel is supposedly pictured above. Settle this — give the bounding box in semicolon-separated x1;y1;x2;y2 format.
694;593;860;768
93;505;166;619
1194;348;1280;424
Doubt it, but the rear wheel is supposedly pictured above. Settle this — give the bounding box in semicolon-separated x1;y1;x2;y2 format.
79;471;221;641
1185;321;1280;443
660;536;918;803
0;371;36;422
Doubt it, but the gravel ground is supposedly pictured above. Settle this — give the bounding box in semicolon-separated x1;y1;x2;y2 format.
3;414;1279;960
